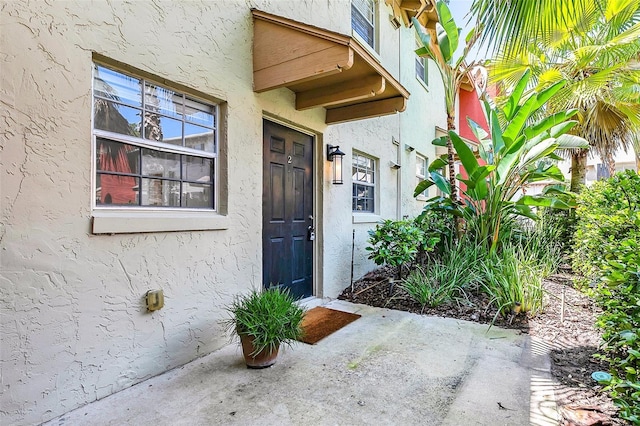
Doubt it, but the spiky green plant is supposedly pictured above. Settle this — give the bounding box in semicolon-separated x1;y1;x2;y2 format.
401;266;457;311
480;245;544;320
401;242;484;311
223;287;305;356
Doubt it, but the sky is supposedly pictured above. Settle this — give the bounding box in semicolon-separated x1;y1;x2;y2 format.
448;0;475;29
447;0;489;61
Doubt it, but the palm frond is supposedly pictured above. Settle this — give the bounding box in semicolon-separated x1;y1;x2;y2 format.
470;0;604;56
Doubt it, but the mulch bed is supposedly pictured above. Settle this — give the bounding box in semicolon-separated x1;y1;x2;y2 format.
338;266;627;425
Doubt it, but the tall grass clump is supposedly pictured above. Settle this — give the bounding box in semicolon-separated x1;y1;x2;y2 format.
401;242;485;311
511;217;563;277
481;245;544;319
401;266;457;312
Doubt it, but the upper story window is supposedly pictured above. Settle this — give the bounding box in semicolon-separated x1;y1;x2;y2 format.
416;154;428;197
415;38;428;85
92;64;217;210
352;0;376;50
352;152;376;213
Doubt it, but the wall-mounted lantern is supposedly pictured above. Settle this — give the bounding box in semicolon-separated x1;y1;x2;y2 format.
326;144;345;184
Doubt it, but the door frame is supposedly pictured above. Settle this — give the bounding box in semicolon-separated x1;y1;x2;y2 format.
262;115;322;299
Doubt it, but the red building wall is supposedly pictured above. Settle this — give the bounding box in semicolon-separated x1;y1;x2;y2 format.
457;87;489;195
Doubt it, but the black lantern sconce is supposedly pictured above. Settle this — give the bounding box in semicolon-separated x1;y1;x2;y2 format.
326;144;346;184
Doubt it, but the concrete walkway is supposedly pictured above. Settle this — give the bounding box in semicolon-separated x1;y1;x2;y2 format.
44;300;559;425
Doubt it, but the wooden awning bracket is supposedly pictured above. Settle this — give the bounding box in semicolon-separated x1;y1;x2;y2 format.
252;9;410;125
384;0;438;29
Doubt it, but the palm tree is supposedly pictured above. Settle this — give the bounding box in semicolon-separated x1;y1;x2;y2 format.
472;0;640;191
413;0;480;202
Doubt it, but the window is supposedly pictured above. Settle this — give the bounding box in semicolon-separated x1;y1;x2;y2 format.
92;64;217;210
416;154;428;197
352;152;376;212
352;0;376;49
415;38;428;85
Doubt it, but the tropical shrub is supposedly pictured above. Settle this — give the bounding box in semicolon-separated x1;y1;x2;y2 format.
413;209;455;259
366;219;439;278
573;170;640;285
595;241;640;423
573;170;640;422
414;70;589;253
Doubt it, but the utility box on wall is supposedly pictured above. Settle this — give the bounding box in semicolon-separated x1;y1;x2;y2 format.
146;290;164;311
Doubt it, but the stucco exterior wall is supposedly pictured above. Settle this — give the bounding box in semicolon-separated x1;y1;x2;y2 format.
397;28;447;219
0;1;446;424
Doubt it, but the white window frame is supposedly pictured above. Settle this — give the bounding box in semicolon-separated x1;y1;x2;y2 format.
416;154;429;198
351;0;377;51
352;151;377;214
91;62;228;234
415;37;428;87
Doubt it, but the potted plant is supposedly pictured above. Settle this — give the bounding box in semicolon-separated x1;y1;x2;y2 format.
223;286;306;368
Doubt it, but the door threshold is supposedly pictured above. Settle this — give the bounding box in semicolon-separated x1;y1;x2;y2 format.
298;296;330;310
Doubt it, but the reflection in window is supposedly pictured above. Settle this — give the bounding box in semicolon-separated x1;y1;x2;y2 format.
416;154;428;197
352;0;376;49
352;152;376;213
415;37;428;85
93;64;217;209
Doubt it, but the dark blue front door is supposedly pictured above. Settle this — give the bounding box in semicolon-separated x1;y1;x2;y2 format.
262;120;314;298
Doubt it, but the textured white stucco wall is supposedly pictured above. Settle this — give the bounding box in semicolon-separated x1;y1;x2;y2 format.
321;12;447;295
0;0;446;424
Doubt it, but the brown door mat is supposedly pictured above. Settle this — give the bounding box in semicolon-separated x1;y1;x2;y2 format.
299;306;361;344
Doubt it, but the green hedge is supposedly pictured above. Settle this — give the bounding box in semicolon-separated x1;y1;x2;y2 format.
573;170;640;422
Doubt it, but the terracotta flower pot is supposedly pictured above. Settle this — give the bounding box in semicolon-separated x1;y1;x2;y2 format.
239;334;279;369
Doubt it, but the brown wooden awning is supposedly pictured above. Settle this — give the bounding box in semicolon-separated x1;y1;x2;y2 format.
252;10;409;125
385;0;438;29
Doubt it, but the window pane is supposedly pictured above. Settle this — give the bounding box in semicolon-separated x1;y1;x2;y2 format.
94;101;141;137
416;58;426;82
182;183;213;208
183;156;213;182
184;124;215;152
144;82;184;120
96;139;140;174
140;178;180;207
416;156;426;176
185;98;215;128
96;174;139;206
144;114;182;144
93;63;218;211
353;0;374;21
141;149;180;179
352;183;374;212
94;66;141;107
351;1;375;47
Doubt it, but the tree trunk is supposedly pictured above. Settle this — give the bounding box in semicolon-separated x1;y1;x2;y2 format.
570;149;588;193
602;149;616;179
447;115;464;239
446;115;457;202
633;138;640;172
